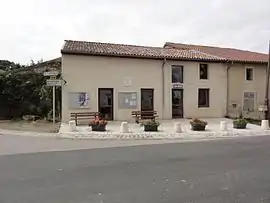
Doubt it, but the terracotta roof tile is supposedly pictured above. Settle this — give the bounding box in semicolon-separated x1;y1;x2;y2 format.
165;42;268;63
61;40;226;61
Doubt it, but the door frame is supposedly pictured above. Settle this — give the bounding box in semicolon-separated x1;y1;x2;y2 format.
140;88;154;111
98;88;114;120
172;88;184;118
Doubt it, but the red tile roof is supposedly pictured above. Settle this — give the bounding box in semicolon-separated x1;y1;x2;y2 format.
165;42;268;63
61;40;226;62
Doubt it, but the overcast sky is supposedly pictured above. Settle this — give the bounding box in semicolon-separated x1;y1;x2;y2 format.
0;0;269;65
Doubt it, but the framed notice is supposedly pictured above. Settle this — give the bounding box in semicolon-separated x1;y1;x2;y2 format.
118;92;137;109
69;92;90;108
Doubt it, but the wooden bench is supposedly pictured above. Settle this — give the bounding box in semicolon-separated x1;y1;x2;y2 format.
131;110;158;123
70;112;99;126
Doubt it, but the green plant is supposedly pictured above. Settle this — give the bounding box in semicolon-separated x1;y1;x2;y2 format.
140;119;160;132
190;118;208;131
244;118;261;126
140;119;160;127
233;118;248;129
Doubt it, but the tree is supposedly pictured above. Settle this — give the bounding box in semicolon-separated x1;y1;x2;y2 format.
0;59;61;120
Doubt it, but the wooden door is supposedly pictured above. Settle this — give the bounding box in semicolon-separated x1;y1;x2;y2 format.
172;89;183;118
98;88;114;120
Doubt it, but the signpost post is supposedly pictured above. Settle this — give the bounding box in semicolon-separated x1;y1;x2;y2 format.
43;71;64;124
264;41;270;120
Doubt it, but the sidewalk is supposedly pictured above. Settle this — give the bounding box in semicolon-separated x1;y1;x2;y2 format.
1;118;269;141
57;118;270;140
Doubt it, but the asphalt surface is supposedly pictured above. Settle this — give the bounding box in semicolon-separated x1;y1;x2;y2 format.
0;136;270;203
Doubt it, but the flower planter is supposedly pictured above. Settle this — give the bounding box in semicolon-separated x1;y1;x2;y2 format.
144;125;158;132
91;124;106;132
233;119;248;129
190;118;208;131
191;124;206;131
233;123;247;129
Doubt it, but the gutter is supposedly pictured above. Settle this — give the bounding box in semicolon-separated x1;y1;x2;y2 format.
225;60;233;117
161;59;166;116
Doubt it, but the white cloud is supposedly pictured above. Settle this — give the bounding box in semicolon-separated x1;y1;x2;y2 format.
0;0;269;64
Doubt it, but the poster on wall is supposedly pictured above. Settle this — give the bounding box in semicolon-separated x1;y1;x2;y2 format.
78;92;89;107
69;92;90;109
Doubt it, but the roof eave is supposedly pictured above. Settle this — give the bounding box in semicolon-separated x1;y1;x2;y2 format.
61;50;226;63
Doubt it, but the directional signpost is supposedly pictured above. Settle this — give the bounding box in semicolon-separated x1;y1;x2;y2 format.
46;79;64;87
43;71;64;124
44;71;59;77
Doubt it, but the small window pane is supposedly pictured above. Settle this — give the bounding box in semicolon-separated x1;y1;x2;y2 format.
198;88;209;107
246;68;253;81
243;92;255;112
172;66;183;83
200;64;208;79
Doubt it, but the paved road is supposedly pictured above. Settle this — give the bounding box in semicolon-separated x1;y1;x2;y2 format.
0;133;236;155
0;134;195;155
0;136;270;203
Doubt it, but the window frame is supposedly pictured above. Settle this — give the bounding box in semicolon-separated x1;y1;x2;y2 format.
245;67;254;81
242;91;256;112
171;65;184;83
198;88;210;108
199;64;208;80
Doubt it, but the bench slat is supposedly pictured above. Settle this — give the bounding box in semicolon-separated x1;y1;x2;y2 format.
131;110;158;123
70;112;99;126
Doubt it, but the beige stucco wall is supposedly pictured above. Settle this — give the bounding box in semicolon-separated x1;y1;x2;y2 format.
163;60;227;119
227;63;267;119
61;54;232;122
61;55;163;122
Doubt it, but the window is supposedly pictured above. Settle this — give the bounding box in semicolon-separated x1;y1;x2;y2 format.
243;92;255;112
172;65;183;83
246;68;253;81
199;64;208;79
198;88;210;107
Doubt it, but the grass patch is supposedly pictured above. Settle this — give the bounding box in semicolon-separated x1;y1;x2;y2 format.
227;117;262;126
0;120;60;133
245;118;261;126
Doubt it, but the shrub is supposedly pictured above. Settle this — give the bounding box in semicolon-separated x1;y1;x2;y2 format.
140;119;160;132
233;118;248;129
190;118;208;131
140;119;160;127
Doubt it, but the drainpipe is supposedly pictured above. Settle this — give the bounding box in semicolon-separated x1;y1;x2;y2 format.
161;59;166;118
264;41;270;120
225;60;233;117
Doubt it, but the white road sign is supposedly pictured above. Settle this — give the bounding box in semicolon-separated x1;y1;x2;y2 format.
43;71;59;76
46;79;63;86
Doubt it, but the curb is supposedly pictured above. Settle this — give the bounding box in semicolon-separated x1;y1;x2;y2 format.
1;129;270;140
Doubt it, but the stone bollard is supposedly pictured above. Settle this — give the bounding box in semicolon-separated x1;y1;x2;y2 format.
261;120;269;130
120;122;129;133
220;121;228;131
69;120;77;132
174;122;182;133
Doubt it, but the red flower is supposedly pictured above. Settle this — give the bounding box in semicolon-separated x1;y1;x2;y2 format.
89;115;108;126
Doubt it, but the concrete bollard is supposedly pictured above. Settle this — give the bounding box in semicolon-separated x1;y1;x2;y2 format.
120;122;129;133
174;122;182;133
220;121;228;131
261;120;269;130
69;120;77;132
